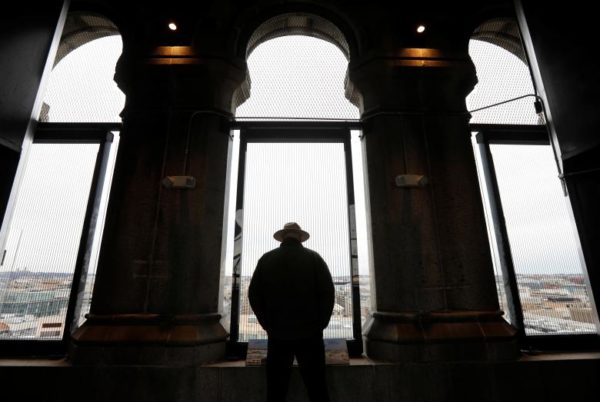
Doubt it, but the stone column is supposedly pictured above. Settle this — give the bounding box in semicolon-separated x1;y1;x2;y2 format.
70;40;248;365
347;48;517;361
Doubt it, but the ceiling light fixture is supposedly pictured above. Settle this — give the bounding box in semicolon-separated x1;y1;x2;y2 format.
168;22;178;31
416;25;426;34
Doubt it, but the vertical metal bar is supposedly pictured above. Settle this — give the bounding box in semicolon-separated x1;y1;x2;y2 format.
69;132;115;332
62;132;111;342
343;131;363;356
229;130;248;344
0;230;24;313
475;132;526;338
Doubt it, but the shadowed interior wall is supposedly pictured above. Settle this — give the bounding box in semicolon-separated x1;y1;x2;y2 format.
0;2;66;151
516;0;600;311
0;147;19;226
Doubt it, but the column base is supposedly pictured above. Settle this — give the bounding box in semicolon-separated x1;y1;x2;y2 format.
70;313;228;366
364;310;518;362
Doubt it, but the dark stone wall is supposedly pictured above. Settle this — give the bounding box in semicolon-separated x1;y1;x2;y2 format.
516;0;600;309
516;0;600;159
0;146;19;227
0;2;66;151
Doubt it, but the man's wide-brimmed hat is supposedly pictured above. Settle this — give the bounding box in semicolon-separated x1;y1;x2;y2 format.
273;222;310;242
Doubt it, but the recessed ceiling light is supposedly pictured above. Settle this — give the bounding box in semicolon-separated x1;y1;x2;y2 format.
168;22;177;31
416;25;426;34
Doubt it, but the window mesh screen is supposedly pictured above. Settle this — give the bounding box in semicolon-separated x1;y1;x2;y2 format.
468;40;543;125
40;35;124;123
235;36;359;120
490;144;598;335
238;142;353;340
0;143;99;339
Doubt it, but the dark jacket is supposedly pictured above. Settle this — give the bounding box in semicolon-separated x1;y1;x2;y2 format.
248;239;335;340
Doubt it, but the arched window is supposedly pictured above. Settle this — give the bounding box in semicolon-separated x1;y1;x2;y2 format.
469;19;599;339
40;35;124;122
222;16;368;356
236;35;358;120
0;13;122;342
468;40;542;125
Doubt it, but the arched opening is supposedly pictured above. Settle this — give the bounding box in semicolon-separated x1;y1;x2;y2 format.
236;12;358;120
0;13;123;341
244;13;351;61
236;35;358;120
468;18;599;338
468;18;541;125
222;13;368;357
40;13;124;122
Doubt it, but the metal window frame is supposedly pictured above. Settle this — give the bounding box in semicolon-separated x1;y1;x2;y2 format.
472;123;600;352
0;122;121;357
227;120;364;358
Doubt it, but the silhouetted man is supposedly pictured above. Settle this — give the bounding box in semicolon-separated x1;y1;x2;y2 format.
249;222;335;402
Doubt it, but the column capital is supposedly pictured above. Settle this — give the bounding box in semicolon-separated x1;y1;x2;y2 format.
115;45;249;116
346;48;476;115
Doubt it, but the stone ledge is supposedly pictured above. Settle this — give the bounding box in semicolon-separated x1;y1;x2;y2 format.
69;313;228;366
0;354;599;402
364;310;519;361
3;351;600;367
71;313;227;345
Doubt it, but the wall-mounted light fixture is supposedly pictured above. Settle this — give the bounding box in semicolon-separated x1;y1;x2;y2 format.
162;176;196;189
416;25;426;34
395;174;428;188
168;22;178;31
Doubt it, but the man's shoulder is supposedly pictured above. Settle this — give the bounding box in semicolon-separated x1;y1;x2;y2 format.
261;245;320;258
290;245;322;257
257;247;285;263
260;247;283;258
300;248;328;267
303;247;323;258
